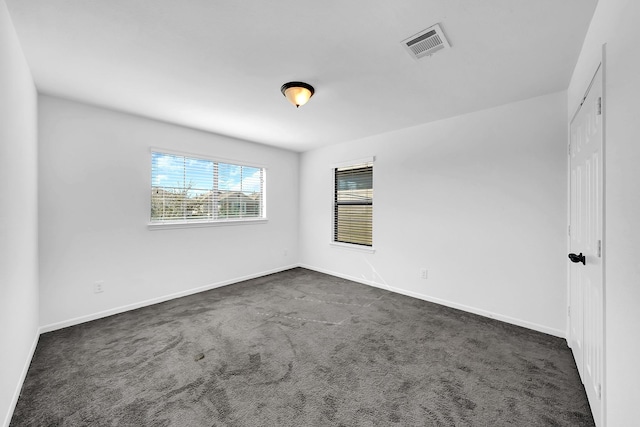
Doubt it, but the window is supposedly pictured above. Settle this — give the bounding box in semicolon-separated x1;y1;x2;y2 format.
151;151;265;224
334;160;373;246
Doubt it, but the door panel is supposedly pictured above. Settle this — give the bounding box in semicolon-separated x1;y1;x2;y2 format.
569;65;603;425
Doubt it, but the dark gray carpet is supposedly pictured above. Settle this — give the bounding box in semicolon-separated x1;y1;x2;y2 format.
11;268;594;426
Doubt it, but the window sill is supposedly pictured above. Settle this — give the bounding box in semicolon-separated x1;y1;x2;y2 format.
330;242;376;254
148;218;268;230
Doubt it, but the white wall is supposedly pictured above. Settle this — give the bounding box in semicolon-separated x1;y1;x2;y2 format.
568;1;640;425
0;1;39;426
38;95;299;329
300;91;568;336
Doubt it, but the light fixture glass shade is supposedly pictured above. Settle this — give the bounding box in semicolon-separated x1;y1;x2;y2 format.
281;82;314;108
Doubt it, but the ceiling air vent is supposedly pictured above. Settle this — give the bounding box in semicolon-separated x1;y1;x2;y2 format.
401;23;450;60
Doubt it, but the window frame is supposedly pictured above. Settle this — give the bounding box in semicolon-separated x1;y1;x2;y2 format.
148;147;267;230
330;157;375;253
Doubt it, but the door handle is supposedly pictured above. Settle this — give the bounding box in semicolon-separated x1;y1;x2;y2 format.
568;253;586;265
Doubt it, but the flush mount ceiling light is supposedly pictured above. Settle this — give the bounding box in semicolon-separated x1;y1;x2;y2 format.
280;81;314;108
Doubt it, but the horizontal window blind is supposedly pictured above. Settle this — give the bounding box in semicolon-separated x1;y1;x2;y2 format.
334;162;373;246
151;151;264;223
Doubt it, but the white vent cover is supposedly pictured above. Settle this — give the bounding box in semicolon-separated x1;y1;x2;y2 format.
401;23;450;60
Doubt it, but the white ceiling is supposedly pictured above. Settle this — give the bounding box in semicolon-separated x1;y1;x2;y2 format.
6;0;597;152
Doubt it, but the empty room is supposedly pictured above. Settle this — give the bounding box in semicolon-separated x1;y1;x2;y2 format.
1;0;639;426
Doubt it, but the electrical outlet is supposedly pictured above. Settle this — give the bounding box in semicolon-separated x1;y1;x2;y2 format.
283;248;288;257
94;280;104;293
420;269;428;279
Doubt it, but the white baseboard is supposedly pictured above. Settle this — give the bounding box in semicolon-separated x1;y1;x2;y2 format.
40;264;299;333
10;263;565;426
39;262;565;337
3;329;39;427
299;263;566;339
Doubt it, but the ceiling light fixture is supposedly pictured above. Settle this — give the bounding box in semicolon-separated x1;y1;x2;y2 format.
280;81;314;108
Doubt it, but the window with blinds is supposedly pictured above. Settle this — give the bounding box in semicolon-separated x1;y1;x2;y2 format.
334;162;373;246
151;151;265;224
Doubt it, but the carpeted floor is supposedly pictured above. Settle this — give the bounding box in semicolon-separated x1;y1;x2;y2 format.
11;268;594;426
